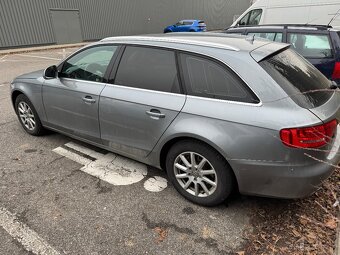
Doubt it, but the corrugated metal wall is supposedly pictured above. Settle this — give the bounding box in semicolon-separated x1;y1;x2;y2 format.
0;0;250;48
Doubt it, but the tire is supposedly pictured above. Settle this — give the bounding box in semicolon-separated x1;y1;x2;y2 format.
15;94;45;136
164;30;171;33
166;140;234;206
189;30;195;32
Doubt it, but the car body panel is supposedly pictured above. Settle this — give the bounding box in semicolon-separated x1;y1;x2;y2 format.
99;85;186;158
42;78;105;143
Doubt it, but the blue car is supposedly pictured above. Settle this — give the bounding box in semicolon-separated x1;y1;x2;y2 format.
164;20;206;33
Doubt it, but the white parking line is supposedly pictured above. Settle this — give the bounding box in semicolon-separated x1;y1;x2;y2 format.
53;142;167;191
52;147;92;165
16;54;61;61
0;207;60;255
64;142;105;159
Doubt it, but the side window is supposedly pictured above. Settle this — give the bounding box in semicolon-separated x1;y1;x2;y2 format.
247;32;283;42
183;21;193;26
288;33;332;58
114;46;180;93
176;21;184;26
239;9;262;26
60;45;117;82
248;9;262;25
180;53;259;103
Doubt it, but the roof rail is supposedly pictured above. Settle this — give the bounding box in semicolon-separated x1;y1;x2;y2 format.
227;24;332;30
100;36;240;51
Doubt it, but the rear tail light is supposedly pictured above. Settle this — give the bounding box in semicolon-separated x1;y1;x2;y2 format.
280;119;338;148
332;62;340;80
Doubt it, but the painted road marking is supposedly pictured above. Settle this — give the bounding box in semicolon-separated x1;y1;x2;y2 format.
0;55;7;62
16;54;61;61
143;176;168;192
0;207;60;255
53;142;167;191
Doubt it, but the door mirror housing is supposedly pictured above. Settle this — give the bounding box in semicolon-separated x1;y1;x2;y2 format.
44;65;58;79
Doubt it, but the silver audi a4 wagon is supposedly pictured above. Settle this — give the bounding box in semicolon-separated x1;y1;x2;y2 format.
10;33;340;206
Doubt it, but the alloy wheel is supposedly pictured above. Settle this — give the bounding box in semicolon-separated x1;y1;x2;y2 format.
173;152;217;197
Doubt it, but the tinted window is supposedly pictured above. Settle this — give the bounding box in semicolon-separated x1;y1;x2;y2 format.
183;21;193;25
180;54;259;103
60;45;117;82
115;46;180;93
248;32;283;42
288;33;332;58
239;9;262;26
260;49;332;108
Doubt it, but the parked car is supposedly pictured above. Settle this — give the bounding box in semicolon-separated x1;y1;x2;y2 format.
11;34;340;206
164;20;206;33
224;25;340;85
231;0;340;29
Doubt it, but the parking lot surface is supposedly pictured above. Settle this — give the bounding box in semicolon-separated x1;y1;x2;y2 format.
0;48;254;254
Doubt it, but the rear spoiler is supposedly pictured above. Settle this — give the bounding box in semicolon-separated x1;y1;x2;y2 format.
250;43;290;62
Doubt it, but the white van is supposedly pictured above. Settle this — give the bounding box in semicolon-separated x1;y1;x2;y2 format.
231;0;340;28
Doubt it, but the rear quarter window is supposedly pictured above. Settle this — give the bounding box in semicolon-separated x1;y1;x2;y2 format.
180;53;259;104
260;48;332;108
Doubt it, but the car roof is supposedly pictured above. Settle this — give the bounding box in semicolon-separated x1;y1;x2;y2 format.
181;20;200;22
100;33;280;53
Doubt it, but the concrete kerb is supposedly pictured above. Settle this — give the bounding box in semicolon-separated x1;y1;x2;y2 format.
0;42;89;56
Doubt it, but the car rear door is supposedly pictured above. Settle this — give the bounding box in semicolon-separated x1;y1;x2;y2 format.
43;45;119;143
99;45;186;158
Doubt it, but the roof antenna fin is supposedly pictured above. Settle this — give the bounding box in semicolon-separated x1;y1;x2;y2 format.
245;34;255;44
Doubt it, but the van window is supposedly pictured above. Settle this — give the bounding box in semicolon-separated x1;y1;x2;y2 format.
115;46;180;93
288;33;332;58
260;49;332;109
247;32;283;42
180;53;259;103
238;9;262;26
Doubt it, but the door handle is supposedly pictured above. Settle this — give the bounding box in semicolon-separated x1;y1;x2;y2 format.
82;96;96;104
146;109;165;119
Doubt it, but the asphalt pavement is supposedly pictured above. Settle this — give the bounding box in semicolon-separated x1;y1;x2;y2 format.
0;48;253;254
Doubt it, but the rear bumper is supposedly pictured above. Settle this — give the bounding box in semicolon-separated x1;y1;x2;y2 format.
230;155;339;199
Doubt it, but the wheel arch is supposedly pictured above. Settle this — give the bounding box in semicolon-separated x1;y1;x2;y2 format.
11;89;25;108
159;135;239;192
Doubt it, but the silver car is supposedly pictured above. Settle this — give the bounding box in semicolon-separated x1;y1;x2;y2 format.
10;33;340;206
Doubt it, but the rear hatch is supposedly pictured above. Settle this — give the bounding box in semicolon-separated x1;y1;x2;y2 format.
198;21;207;31
256;47;340;155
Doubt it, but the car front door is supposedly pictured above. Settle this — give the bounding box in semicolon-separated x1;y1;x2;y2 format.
99;45;186;158
43;45;119;143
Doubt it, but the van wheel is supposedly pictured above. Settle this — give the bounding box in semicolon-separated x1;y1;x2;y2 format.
15;94;45;136
166;140;234;206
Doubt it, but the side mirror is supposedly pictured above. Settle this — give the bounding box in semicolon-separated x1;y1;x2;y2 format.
44;65;58;79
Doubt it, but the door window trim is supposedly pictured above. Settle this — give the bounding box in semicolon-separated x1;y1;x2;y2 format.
177;51;261;105
57;44;122;83
108;44;185;95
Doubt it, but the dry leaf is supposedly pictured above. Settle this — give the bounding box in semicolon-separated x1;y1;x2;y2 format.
325;218;337;230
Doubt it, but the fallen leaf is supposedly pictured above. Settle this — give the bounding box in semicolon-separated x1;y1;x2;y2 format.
325;218;338;230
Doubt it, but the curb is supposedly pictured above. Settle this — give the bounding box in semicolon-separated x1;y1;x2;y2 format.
0;42;89;56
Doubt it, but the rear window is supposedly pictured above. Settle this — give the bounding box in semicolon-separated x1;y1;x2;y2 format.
288;33;332;58
247;32;283;42
260;48;332;108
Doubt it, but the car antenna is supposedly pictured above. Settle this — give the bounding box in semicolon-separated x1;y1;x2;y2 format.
245;34;255;44
327;8;340;27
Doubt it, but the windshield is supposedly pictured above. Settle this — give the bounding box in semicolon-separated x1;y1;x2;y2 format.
260;48;332;108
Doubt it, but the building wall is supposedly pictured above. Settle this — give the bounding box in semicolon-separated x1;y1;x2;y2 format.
0;0;250;48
